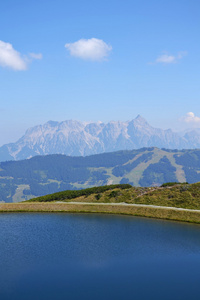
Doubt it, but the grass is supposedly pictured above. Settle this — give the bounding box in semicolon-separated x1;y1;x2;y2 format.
133;183;200;210
24;182;200;210
12;184;31;202
64;182;200;210
25;184;132;202
165;152;186;183
1;202;200;224
126;149;165;185
1;182;200;224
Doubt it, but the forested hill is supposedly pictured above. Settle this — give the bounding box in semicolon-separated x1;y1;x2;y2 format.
1;147;200;203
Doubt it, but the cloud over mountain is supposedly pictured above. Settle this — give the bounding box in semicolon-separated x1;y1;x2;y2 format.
182;112;200;126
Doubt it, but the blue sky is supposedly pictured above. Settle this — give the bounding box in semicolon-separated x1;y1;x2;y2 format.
0;0;200;145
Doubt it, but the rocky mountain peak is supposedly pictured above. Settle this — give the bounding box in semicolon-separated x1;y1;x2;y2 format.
132;115;151;127
0;116;199;162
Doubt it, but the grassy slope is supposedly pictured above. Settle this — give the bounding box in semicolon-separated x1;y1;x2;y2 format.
26;182;200;210
1;182;200;223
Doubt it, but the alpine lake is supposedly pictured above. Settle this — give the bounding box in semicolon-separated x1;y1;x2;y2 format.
1;213;200;300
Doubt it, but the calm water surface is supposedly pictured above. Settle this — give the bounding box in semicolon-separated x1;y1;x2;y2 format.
0;213;200;300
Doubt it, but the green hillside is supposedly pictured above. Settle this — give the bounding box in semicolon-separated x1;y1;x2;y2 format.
27;182;200;211
1;147;200;203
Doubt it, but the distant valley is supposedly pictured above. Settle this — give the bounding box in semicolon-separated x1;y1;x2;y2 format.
1;115;200;162
1;147;200;203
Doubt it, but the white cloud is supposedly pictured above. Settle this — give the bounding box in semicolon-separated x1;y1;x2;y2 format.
29;53;43;60
0;40;42;71
182;112;200;125
156;54;176;64
153;51;187;64
65;38;112;61
0;40;27;70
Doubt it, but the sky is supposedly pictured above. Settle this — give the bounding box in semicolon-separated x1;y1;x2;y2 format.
0;0;200;146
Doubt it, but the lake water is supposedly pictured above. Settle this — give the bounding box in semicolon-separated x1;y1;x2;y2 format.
1;213;200;300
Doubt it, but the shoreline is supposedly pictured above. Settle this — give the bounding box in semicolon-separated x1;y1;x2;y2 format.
1;202;200;224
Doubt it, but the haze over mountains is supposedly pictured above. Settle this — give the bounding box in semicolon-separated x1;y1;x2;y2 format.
0;115;200;162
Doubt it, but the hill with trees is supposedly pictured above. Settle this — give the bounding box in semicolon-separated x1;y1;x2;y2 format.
27;181;200;211
1;147;200;202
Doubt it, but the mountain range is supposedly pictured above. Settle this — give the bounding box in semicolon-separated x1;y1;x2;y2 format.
1;147;200;202
0;115;200;162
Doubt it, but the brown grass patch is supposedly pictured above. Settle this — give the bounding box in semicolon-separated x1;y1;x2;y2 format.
1;202;200;224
